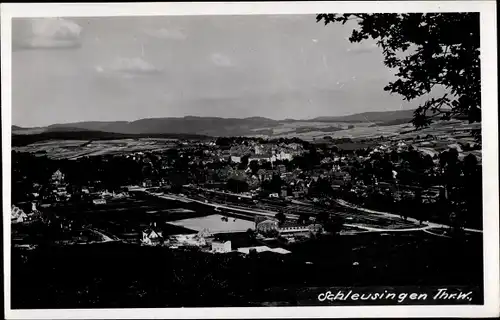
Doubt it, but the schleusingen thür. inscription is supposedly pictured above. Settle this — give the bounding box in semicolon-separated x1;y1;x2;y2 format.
316;287;476;305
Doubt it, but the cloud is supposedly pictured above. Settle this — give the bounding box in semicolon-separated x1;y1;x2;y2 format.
96;57;162;76
143;28;186;40
12;18;82;50
210;53;233;67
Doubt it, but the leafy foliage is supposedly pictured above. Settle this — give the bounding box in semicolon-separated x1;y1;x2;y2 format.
317;13;480;132
274;211;287;225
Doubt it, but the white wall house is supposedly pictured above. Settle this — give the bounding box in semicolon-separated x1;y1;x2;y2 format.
211;240;232;253
92;199;106;205
11;206;28;224
142;228;163;246
231;156;242;163
51;169;65;183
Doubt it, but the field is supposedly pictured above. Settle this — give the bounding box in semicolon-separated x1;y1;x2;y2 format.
12;138;180;160
170;214;255;234
12;221;111;246
248;118;480;145
246;121;410;141
45;196;211;242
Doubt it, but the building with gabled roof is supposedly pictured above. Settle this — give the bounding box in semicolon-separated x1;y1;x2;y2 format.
51;169;65;184
211;240;232;253
141;223;164;246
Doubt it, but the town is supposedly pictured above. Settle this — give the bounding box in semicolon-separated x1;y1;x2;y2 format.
12;122;482;253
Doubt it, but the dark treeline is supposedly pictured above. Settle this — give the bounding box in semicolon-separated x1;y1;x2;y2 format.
11;232;483;309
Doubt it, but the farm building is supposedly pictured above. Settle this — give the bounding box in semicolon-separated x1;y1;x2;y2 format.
92;199;107;205
11;206;28;224
278;222;314;237
211;240;232;253
142;224;164;246
51;169;65;184
237;246;291;255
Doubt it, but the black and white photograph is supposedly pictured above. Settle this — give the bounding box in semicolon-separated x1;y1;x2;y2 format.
2;2;498;319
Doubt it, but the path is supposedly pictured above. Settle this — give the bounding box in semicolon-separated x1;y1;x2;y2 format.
90;229;115;242
343;223;434;233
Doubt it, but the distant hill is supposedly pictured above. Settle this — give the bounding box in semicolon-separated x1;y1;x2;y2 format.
311;109;416;123
12;110;417;138
377;117;413;126
31;116;280;137
12;125;47;135
47;121;129;132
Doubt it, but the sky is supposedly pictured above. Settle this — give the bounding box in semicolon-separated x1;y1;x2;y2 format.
12;15;428;127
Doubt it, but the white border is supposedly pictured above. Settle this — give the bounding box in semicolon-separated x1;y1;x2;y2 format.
1;1;498;319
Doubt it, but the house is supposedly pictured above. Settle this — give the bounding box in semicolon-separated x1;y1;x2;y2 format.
231;156;242;163
278;222;312;237
56;186;69;198
11;206;28;224
237;246;291;255
277;164;287;174
275;151;293;161
142;224;164;246
92;199;106;205
292;190;305;198
249;155;272;163
51;169;65;183
448;143;463;152
60;220;73;231
257;169;271;181
254;145;263;155
309;220;323;230
112;192;128;199
332;170;351;182
101;190;113;198
422;186;444;203
321;157;333;164
280;186;288;198
211;240;232;253
167;229;211;248
376;181;397;193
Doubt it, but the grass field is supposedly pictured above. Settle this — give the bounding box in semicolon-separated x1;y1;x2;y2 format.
246;121;410;141
45;197;211;241
12;138;179;159
170;214;255;234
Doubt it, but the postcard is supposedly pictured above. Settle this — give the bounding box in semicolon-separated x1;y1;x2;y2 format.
1;1;498;319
